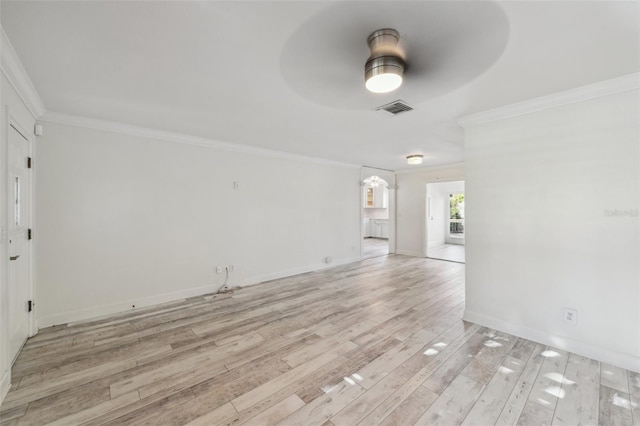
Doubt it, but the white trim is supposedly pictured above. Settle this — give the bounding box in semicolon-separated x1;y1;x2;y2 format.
0;370;10;406
28;124;38;337
38;256;363;327
463;309;640;373
458;73;640;128
396;250;424;257
38;283;222;327
241;256;363;289
0;106;9;410
39;111;361;169
427;240;446;248
0;28;46;118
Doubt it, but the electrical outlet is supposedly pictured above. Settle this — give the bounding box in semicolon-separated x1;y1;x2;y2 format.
227;265;234;272
563;308;577;325
216;266;223;273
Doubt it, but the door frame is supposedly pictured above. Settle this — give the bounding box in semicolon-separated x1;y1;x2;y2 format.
360;167;396;258
423;178;465;257
5;110;36;342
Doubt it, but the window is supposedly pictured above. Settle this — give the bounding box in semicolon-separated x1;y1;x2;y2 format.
449;193;464;236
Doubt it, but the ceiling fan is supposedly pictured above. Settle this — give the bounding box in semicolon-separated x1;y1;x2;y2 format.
280;1;510;110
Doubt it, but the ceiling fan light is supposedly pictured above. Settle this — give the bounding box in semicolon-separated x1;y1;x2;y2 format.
365;29;405;94
406;154;423;165
365;71;403;94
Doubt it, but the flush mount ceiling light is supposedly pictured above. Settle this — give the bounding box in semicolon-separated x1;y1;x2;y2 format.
365;28;405;94
406;154;423;165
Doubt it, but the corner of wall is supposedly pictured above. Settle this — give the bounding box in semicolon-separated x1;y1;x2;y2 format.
463;309;640;373
1;27;46;118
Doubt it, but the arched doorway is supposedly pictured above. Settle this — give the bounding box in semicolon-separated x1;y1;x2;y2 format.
362;175;390;258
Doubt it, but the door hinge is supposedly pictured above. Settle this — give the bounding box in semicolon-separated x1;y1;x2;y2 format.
27;157;32;169
28;229;32;240
28;300;33;312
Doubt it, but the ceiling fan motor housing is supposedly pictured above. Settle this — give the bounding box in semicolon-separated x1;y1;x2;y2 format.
364;28;405;90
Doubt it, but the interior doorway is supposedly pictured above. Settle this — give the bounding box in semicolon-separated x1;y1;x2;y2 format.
425;180;465;263
362;175;389;259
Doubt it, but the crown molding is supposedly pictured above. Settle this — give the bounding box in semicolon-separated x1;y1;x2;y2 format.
39;111;361;169
458;72;640;128
1;27;46;118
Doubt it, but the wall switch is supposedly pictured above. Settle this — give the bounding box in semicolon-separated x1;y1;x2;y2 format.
216;266;223;273
563;308;577;325
233;181;239;190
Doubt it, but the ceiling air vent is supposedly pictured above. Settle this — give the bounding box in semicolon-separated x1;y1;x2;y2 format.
375;100;414;115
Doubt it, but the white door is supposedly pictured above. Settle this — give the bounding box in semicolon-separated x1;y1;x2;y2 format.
8;123;32;363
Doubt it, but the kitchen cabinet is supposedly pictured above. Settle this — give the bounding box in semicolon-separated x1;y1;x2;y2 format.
365;187;374;208
380;220;389;239
363;218;372;237
364;219;389;239
364;185;388;208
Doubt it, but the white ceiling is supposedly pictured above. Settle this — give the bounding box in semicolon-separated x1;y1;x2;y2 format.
2;1;638;170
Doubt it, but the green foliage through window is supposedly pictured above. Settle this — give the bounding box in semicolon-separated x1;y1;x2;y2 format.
450;194;464;219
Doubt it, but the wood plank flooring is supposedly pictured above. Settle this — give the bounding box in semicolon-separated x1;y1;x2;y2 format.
0;255;637;425
427;243;465;263
362;238;388;259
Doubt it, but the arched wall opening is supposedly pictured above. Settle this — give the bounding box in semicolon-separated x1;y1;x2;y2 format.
360;167;396;259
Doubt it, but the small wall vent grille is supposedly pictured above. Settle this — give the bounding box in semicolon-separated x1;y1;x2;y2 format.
375;100;414;115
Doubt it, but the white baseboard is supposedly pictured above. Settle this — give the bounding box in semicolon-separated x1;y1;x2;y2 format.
38;283;218;327
396;249;425;257
0;370;10;407
37;256;364;328
463;309;640;373
445;239;465;246
242;256;363;288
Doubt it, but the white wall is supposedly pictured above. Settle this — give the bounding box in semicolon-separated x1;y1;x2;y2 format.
426;180;465;247
396;164;464;257
0;74;36;404
35;122;361;326
463;89;639;371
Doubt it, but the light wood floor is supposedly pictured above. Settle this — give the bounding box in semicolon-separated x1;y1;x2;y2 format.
427;243;465;263
363;238;388;259
1;255;638;425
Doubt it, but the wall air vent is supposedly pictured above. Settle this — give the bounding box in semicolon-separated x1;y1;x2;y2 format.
375;100;414;115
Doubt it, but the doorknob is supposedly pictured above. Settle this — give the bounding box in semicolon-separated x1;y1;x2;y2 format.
9;255;19;261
